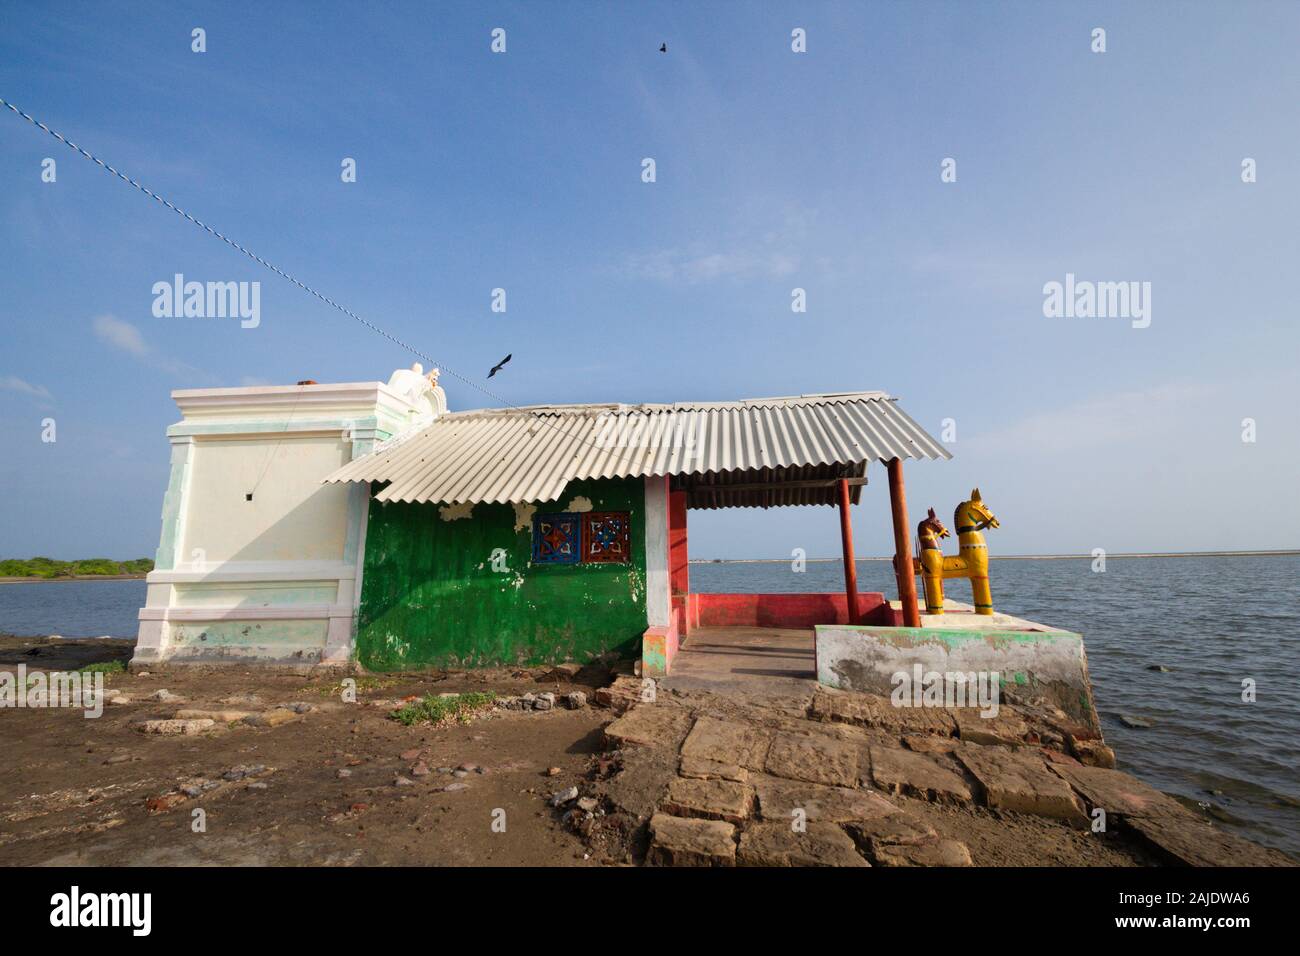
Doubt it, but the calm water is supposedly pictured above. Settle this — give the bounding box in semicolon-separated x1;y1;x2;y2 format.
3;556;1298;857
693;555;1300;858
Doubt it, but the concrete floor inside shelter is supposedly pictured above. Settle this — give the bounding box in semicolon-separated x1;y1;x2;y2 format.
660;626;817;697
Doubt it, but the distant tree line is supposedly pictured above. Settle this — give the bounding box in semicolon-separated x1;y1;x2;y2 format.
0;557;153;578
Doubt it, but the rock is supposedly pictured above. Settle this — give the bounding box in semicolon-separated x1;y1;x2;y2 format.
1122;811;1293;867
545;767;562;777
902;735;961;754
681;716;772;770
752;775;900;825
394;776;415;787
281;702;314;714
953;709;1030;746
1119;714;1154;729
810;687;955;736
576;797;599;812
106;695;133;706
956;746;1087;824
867;745;973;804
457;762;479;772
103;753;133;765
646;813;736;867
336;768;353;779
661;777;754;824
604;705;694;752
148;689;184;703
246;781;268;790
550;786;580;807
520;693;537;710
1066;734;1117;769
566;691;588;709
1039;748;1081;767
145;793;188;813
678;756;748;783
441;782;469;793
1047;763;1186;820
534;692;555;711
594;675;650;714
243;710;299;728
399;748;422;761
872;839;973;867
844;812;938;850
174;709;253;723
136;718;214;736
453;770;469;779
411;762;430;777
737;822;869;867
764;732;860;788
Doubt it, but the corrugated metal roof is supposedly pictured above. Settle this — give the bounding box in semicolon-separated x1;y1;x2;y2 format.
324;391;951;505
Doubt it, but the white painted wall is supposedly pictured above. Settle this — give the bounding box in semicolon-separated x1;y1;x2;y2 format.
644;475;671;628
181;436;352;564
133;371;443;670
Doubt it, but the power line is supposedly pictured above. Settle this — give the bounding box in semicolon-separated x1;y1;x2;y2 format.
0;94;662;475
0;95;484;397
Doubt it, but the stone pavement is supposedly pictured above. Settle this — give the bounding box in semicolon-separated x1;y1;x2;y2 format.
598;680;1294;867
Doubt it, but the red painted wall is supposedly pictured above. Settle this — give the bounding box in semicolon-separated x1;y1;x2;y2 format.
686;591;892;630
668;491;689;636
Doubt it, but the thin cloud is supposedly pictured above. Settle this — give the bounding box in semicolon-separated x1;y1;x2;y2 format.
617;200;814;284
91;314;211;382
0;375;54;403
92;314;149;356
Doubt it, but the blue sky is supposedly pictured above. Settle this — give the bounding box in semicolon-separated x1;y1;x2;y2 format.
1;0;1297;560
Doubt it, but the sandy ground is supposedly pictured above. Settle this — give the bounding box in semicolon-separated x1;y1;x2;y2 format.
1;635;1292;868
1;636;612;866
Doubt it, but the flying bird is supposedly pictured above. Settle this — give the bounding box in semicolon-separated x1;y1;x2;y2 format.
659;43;667;53
487;354;512;378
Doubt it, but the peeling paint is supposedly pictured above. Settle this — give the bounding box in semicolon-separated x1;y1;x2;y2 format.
564;495;594;513
438;501;475;522
512;501;538;532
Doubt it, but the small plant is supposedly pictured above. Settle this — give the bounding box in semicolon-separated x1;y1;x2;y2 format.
314;674;398;696
79;661;126;674
391;692;496;727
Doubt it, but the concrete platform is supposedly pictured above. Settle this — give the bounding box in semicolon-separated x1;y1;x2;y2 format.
659;626;816;697
891;598;1066;633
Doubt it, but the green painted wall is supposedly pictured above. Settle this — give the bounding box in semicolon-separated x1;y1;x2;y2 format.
356;477;647;670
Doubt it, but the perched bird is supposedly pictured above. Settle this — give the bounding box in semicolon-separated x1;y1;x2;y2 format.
659;43;667;53
487;353;512;378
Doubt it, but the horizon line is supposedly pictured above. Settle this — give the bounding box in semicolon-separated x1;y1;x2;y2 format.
689;549;1300;564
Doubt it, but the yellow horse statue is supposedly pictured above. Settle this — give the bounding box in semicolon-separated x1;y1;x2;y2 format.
913;489;1000;615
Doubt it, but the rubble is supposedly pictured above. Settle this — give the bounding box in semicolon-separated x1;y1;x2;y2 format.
135;718;214;736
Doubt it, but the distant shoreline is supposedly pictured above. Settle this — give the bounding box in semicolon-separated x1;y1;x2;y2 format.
690;550;1300;564
0;573;148;585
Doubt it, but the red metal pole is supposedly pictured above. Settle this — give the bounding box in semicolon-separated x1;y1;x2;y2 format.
887;457;921;627
837;478;860;624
